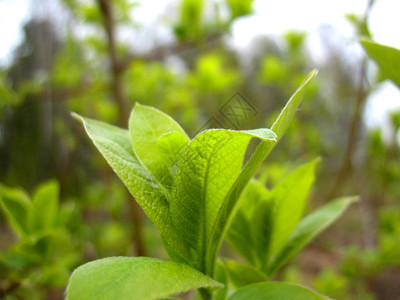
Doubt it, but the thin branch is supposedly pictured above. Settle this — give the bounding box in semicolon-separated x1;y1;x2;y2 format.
97;0;130;126
327;0;375;200
96;0;146;257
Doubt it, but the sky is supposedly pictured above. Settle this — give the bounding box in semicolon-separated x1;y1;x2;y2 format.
0;0;399;132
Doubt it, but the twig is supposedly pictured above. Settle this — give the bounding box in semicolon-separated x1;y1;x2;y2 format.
97;0;146;257
327;0;375;200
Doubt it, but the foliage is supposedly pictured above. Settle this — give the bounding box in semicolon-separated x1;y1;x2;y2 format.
67;257;223;300
1;0;399;299
227;166;356;278
361;40;400;88
0;181;79;298
66;71;354;299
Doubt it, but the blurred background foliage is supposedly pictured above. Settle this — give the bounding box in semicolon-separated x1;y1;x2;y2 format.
0;0;399;299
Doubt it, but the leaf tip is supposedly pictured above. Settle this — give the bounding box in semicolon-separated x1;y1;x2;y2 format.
349;195;360;204
71;112;83;123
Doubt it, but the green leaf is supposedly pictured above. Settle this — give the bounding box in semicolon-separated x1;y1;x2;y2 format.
263;158;319;268
267;196;357;275
66;257;223;300
222;260;268;288
207;70;317;276
73;114;190;261
214;260;229;300
129;103;190;190
228;282;330;300
226;180;269;266
0;184;31;236
361;40;400;88
170;128;277;273
28;180;59;233
227;159;319;272
271;70;318;139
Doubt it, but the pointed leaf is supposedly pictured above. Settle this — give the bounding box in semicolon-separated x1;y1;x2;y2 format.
264;158;319;267
28;180;59;233
0;184;31;236
74;114;189;260
66;257;223;300
170;128;276;273
129;103;190;190
228;282;330;300
271;70;318;140
361;40;400;88
267;196;357;275
207;70;317;276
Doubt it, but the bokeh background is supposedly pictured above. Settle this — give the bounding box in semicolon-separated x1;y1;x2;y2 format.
0;0;399;299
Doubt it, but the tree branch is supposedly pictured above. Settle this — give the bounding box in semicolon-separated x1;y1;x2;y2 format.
97;0;145;257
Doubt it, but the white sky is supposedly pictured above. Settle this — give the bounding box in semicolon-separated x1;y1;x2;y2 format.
0;0;399;130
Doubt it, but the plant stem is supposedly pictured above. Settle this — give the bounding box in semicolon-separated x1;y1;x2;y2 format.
199;288;213;300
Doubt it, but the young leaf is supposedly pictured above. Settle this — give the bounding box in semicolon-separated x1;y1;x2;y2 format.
0;184;31;236
170;128;277;272
73;114;190;261
227;159;319;271
214;260;229;300
228;282;330;300
129;103;190;190
226;180;269;266
206;70;317;276
361;40;400;88
28;180;59;233
66;257;223;300
263;158;319;268
271;70;318;139
222;260;268;288
267;196;357;275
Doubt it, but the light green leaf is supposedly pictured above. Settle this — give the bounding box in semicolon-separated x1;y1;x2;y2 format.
361;40;400;88
0;184;31;236
264;158;319;268
129;103;190;190
170;128;277;273
28;180;59;233
222;260;268;288
271;70;318;139
74;114;190;261
207;70;317;276
66;257;223;300
267;196;357;275
228;282;330;300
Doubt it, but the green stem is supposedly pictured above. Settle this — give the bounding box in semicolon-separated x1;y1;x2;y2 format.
199;288;213;300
